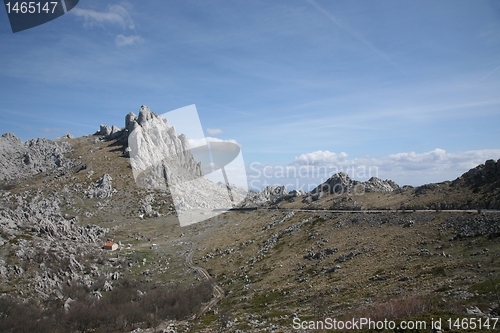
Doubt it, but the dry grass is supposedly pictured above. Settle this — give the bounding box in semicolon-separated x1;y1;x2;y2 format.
3;135;499;332
343;294;434;322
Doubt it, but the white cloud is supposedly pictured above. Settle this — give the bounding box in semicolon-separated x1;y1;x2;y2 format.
115;34;145;47
71;5;135;30
206;128;223;135
292;150;349;166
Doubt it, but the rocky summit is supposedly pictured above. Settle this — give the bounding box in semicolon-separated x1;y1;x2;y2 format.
0;106;499;332
0;132;74;182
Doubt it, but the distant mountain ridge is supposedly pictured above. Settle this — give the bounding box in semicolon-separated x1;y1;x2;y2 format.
1;108;498;210
0;107;499;332
244;160;500;210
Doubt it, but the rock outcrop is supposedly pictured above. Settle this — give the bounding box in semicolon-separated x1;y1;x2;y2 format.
456;158;500;188
125;105;246;225
311;172;399;196
241;186;291;207
242;173;400;207
127;105;203;186
84;173;116;199
0;191;107;299
0;133;74;181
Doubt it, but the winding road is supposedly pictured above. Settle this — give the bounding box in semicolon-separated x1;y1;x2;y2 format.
186;244;224;320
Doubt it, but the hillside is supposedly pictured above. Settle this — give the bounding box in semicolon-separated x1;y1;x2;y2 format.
0;106;499;332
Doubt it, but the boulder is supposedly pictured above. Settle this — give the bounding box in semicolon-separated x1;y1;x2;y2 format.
98;124;112;136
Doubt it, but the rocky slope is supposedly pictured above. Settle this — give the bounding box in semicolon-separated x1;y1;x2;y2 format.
243;160;500;212
0;132;74;182
0;190;107;300
0;106;499;332
311;172;399;195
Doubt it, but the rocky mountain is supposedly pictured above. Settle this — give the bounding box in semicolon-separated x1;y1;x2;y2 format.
125;106;246;225
241;185;289;207
241;160;500;212
458;158;500;188
0;107;499;332
449;158;500;209
125;105;203;188
309;172;399;200
0;132;74;182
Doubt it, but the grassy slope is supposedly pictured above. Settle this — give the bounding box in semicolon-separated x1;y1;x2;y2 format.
185;210;499;330
3;135;499;332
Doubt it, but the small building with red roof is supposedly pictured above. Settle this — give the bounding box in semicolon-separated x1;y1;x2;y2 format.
103;241;118;251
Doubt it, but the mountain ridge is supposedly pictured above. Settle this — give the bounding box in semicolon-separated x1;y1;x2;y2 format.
0;106;499;332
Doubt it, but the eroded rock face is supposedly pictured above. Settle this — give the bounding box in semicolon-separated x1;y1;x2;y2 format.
256;186;289;203
364;177;399;192
312;172;399;195
98;125;112;136
458;158;500;187
127;105;203;185
312;172;354;195
85;174;116;199
0;133;74;181
0;191;107;299
125;105;246;225
243;173;401;207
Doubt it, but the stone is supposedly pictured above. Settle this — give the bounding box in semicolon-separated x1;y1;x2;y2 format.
465;306;483;316
103;281;113;291
243;186;289;207
312;172;399;196
98;124;112;136
0;192;108;299
126;105;247;225
0;133;73;181
108;125;123;139
64;297;74;311
85;173;116;199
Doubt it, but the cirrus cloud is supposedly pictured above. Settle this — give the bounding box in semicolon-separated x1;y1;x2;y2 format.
115;34;145;47
71;4;135;30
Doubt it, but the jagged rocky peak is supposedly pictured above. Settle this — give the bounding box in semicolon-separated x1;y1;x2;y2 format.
365;177;399;192
1;132;23;146
312;172;354;194
458;158;500;186
98;124;112;136
125;111;138;133
137;105;156;125
126;105;203;189
260;185;289;198
127;105;171;131
125;105;247;221
0;132;73;181
242;186;289;207
312;172;399;195
99;105;176;144
97;124;123;140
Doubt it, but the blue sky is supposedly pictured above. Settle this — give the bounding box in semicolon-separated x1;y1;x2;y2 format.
1;0;499;188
